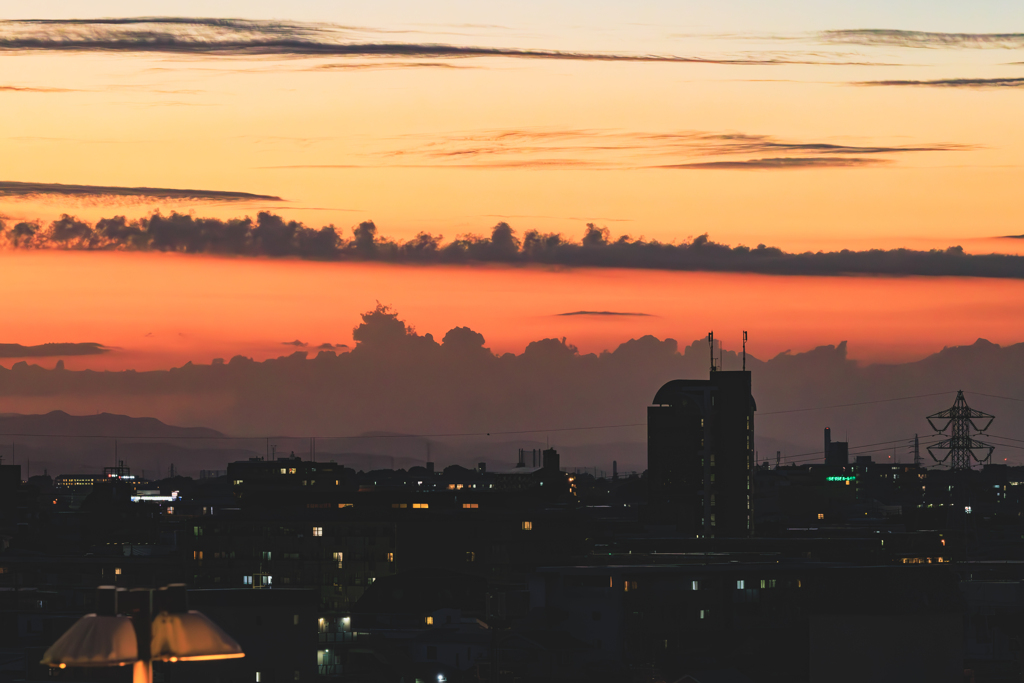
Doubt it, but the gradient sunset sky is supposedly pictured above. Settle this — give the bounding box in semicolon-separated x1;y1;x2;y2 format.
2;1;1024;370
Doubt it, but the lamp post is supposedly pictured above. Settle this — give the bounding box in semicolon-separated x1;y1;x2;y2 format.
41;584;244;683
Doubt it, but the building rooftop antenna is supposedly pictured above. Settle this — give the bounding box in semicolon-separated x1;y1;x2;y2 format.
708;332;716;373
742;331;747;371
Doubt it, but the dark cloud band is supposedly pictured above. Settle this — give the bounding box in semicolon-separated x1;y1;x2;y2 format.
2;211;1022;280
0;342;109;358
0;18;870;65
822;29;1024;49
856;77;1024;89
0;181;282;202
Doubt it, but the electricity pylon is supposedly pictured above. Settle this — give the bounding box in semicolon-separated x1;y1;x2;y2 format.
926;390;994;471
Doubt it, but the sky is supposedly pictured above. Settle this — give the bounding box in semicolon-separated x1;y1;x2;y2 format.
2;1;1024;377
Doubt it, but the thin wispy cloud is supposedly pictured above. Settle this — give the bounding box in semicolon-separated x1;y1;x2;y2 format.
856;77;1024;89
0;18;882;66
3;211;1023;280
0;181;282;204
556;311;654;317
263;128;968;171
0;342;109;358
821;29;1024;49
0;85;84;93
658;157;888;170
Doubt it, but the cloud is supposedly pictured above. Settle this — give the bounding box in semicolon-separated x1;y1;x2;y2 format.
263;128;968;171
658;157;888;169
856;77;1024;89
4;212;1024;280
821;29;1024;49
3;307;1024;478
556;311;653;317
0;342;109;358
282;340;308;347
317;343;350;350
0;18;875;65
0;85;83;92
0;181;282;204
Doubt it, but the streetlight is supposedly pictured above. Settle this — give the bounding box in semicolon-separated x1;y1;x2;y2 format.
41;584;244;683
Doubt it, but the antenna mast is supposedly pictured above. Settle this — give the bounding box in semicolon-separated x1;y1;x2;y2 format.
742;331;748;371
708;332;716;373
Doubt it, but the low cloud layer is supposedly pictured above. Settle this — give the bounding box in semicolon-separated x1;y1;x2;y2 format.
0;181;282;204
857;77;1024;89
2;212;1020;279
822;29;1024;49
0;342;109;358
0;18;878;65
2;306;1023;476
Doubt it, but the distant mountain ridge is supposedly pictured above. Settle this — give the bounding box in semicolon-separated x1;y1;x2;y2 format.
0;410;224;439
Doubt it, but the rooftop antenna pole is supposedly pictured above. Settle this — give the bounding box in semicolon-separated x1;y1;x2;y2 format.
913;434;921;468
708;332;715;373
742;331;748;371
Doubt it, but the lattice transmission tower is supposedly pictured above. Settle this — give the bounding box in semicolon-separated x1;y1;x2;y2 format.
926;390;995;471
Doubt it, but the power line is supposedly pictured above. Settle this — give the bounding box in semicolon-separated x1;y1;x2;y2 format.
759;391;953;416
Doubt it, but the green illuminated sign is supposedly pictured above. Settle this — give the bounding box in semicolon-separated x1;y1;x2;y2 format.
826;476;856;482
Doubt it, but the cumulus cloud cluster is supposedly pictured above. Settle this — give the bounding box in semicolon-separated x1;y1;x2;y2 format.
2;305;1023;476
1;211;1019;279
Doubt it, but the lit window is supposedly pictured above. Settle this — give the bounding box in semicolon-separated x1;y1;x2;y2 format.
115;567;122;576
244;576;253;585
425;616;433;625
691;580;700;590
462;503;479;509
413;503;429;509
256;673;262;683
388;552;394;562
624;580;638;592
167;506;175;515
333;552;344;561
965;506;972;514
234;480;244;485
262;551;271;561
817;513;824;520
522;521;533;531
289;468;297;474
338;503;352;508
736;580;744;589
699;609;706;619
466;551;476;562
313;527;323;537
280;469;287;475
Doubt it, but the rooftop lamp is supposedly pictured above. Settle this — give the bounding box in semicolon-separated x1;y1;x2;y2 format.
41;584;244;683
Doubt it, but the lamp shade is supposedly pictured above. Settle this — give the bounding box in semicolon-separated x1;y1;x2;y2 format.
40;614;139;668
150;611;245;662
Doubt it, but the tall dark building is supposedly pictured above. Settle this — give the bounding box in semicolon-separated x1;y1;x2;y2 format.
648;370;756;537
824;427;850;467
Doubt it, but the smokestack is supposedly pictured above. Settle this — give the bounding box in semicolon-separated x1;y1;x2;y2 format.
824;427;831;464
612;460;618;480
517;449;525;468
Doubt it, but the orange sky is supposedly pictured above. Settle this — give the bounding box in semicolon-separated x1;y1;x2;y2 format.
2;250;1023;371
2;16;1024;368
